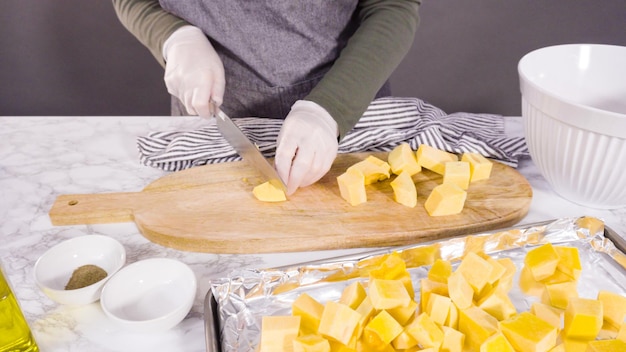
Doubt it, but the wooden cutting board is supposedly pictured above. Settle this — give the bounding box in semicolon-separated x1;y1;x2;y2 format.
49;152;532;254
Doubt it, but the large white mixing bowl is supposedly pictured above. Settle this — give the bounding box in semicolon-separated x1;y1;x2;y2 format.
518;44;626;209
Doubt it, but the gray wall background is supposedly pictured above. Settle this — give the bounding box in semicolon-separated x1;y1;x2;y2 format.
1;1;624;117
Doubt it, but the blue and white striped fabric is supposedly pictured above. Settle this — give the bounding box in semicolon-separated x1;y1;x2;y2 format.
137;97;529;172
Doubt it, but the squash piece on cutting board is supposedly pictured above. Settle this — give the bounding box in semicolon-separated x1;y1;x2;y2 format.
390;171;417;208
388;142;421;176
253;181;287;202
416;144;458;175
336;169;367;206
346;155;391;185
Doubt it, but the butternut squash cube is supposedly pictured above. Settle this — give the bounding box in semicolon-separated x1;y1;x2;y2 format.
318;301;361;346
445;301;460;330
424;183;467;216
458;306;500;351
339;282;367;310
561;338;589;352
259;315;301;352
368;279;411;310
496;257;517;292
563;297;603;340
524;243;560;281
554;246;582;280
292;293;325;334
369;253;415;299
293;334;331;352
427;258;453;284
420;278;449;313
441;325;465;352
530;302;563;330
618;323;626;342
499;312;558;352
386;299;418;326
461;152;493;182
447;272;473;310
388;142;421;176
597;290;626;329
480;332;515;352
391;330;418;350
519;265;545;297
425;293;452;326
586;339;626;352
390;171;417;207
416;144;458;175
443;161;471;190
337;169;367;206
456;252;493;295
541;280;578;309
404;313;445;349
346;156;391;185
477;288;517;321
253;180;287;202
362;310;404;347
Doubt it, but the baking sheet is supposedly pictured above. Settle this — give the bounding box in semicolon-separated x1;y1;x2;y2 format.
204;217;626;352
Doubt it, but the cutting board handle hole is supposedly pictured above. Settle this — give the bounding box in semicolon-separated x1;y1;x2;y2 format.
68;200;78;206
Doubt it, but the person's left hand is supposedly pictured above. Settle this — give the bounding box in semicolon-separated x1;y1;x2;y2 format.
275;100;339;195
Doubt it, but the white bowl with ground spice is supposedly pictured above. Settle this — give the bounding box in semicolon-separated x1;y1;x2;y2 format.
33;235;126;305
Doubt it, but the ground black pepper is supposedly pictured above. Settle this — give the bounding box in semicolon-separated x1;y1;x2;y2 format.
65;264;108;290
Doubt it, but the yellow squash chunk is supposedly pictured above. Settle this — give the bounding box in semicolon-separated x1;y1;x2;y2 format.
259;315;301;352
253;180;287;202
404;313;445;349
443;161;471;190
530;302;563;330
424;183;467;216
386;299;418;326
339;282;367;310
368;279;411;310
549;343;566;352
441;325;465;352
561;338;589;352
447;271;473;310
541;280;578;309
337;169;367;206
416;144;458;175
328;340;357;352
461;152;493;182
563;297;603;340
456;252;494;295
362;310;404;347
292;293;325;334
391;330;418;350
458;306;500;351
586;339;626;352
480;332;515;352
425;293;452;326
495;257;517;292
388;142;421;176
390;171;417;208
524;243;560;281
420;278;449;313
499;312;558;352
477;287;517;321
318;301;361;346
540;268;577;285
597;290;626;329
368;252;415;299
479;254;507;286
346;156;391;185
427;258;453;284
554;246;582;280
293;334;331;352
355;296;376;334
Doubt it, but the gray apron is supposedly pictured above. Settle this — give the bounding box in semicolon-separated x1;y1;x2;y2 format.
160;0;391;118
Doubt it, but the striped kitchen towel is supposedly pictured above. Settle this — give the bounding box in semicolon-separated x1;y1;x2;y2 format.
137;97;529;172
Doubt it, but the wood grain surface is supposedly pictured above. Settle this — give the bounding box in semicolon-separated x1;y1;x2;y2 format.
49;152;532;254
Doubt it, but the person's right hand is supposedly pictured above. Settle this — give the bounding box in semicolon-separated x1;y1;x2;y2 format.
163;25;225;117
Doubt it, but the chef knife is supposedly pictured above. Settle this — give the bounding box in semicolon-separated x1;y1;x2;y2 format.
210;102;287;193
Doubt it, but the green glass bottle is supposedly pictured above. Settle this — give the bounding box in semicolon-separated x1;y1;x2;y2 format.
0;264;39;352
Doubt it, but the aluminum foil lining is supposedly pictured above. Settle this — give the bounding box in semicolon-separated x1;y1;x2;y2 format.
208;217;626;351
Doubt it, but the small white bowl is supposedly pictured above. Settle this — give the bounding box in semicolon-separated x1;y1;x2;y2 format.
100;258;197;333
519;44;626;208
33;235;126;305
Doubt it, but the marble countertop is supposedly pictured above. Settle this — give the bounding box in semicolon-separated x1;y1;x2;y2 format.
1;115;624;352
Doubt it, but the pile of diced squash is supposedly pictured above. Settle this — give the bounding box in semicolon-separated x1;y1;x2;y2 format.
337;143;493;216
257;242;626;351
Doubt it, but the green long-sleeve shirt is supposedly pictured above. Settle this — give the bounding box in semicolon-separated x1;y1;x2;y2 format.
112;0;420;139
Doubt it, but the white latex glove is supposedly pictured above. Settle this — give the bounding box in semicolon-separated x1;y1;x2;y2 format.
275;100;339;195
162;25;225;117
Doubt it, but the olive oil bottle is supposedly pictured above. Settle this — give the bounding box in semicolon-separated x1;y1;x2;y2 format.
0;264;39;352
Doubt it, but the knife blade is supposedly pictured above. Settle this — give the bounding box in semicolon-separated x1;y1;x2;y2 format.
210;104;287;193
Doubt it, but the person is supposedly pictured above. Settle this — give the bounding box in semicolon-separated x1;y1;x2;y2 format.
112;0;421;195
